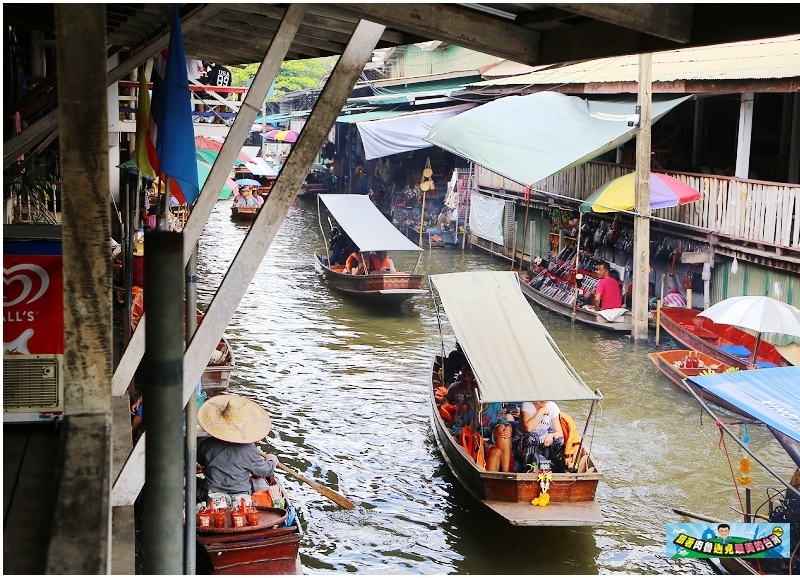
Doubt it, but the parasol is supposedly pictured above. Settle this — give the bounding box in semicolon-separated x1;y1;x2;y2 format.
235;178;262;187
196;160;239;200
195;147;245;167
265;129;298;143
194;136;255;164
698;295;800;363
580;172;701;214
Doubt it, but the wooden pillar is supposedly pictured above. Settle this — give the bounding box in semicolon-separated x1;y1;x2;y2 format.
47;5;112;573
789;94;800;184
692;97;704;168
735;92;754;179
632;53;652;342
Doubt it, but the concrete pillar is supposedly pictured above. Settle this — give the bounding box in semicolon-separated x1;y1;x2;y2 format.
108;53;121;204
692;97;704;168
47;4;112;574
735;92;754;179
632;53;652;342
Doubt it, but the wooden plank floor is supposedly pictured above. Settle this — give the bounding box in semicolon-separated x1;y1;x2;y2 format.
3;423;63;574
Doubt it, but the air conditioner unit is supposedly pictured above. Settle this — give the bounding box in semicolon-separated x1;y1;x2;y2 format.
3;354;64;423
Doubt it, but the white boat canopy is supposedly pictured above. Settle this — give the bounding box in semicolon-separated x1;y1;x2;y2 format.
319;194;422;252
430;271;599;403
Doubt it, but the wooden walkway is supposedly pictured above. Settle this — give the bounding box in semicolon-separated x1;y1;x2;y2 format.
4;397;135;573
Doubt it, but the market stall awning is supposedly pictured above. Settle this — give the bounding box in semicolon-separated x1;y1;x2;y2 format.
430;271;599;403
425;92;691;187
318;194;422;252
686;366;800;442
354;103;476;160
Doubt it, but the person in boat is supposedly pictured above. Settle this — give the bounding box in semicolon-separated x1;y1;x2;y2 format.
345;251;365;275
443;342;467;385
132;231;144;289
484;403;516;472
196;394;279;504
329;227;350;266
236;187;259;207
366;250;396;273
512;400;565;472
444;363;476;404
589;260;622;311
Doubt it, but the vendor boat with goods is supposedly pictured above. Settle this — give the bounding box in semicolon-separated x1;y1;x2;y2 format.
194;394;303;574
314;194;425;304
428;270;603;526
646;349;755;417
521;247;633;332
676;367;800;575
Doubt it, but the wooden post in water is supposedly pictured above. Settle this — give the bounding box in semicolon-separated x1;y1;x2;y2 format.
632;53;653;342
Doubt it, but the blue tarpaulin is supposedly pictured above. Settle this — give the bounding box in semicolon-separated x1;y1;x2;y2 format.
686;367;800;442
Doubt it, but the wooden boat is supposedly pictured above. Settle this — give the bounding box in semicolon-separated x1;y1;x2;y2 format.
519;273;633;332
315;194;426;304
678;367;800;575
646;349;755;417
659;307;787;370
131;291;235;397
428;271;603;526
195;478;302;574
314;254;424;303
230;204;259;222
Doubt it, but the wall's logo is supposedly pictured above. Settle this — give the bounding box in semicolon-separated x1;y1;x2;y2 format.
4;264;50;308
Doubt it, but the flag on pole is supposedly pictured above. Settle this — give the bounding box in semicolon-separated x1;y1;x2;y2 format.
135;69;156;179
146;4;199;205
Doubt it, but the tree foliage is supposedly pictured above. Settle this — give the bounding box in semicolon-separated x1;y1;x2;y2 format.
231;57;337;99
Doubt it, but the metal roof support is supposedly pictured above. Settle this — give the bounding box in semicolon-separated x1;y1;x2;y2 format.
46;5;113;573
111;10;386;506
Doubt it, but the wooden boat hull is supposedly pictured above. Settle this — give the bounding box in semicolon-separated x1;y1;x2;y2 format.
659;307;787;369
429;357;603;526
196;525;302;575
231;205;259;222
519;277;633;332
314;254;425;304
647;350;755;418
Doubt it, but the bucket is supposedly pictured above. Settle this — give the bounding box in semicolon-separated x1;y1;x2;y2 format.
251;490;272;507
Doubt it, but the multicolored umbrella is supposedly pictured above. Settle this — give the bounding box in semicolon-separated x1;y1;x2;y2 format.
264;129;298;143
194;136;255;164
196;160;239;200
195;147;245;167
580;172;701;214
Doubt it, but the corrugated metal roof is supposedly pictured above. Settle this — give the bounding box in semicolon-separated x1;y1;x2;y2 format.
471;35;800;87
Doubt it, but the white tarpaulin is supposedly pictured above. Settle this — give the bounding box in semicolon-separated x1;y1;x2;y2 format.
468;193;505;245
243;158;278;177
356;103;476;160
425;92;691;187
431;271;598;403
319;194;422;252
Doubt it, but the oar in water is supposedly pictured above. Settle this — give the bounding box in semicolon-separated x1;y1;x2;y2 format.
258;450;356;510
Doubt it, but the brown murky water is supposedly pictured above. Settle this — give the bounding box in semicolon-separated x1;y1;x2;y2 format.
196;196;795;574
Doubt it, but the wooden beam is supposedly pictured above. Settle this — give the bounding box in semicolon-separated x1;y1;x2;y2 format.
329;3;541;65
549;3;694;43
47;4;113;573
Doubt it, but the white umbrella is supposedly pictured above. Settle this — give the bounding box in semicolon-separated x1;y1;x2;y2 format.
698;296;800;363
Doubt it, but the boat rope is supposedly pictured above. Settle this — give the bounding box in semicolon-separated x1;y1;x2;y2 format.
715;418;746;517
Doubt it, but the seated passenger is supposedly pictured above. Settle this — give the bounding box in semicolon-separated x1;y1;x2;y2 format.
443;342;467;385
512;400;565;472
589;260;622;311
444;364;476;404
483;403;515;472
366;250;395;273
236;187;259;207
344;251;365;275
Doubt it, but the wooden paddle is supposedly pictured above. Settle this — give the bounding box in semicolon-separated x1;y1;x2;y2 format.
258;450;355;510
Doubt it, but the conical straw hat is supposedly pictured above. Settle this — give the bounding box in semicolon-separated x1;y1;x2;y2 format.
197;394;271;443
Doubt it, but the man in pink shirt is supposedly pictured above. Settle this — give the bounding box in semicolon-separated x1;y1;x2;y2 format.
592;260;622;310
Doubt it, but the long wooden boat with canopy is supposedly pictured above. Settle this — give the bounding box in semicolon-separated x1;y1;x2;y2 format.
428;270;603;526
314;194;425;304
677;367;800;574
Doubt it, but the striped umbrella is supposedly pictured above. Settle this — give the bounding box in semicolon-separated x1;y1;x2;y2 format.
264;129;298;143
193;136;255;164
580;172;701;214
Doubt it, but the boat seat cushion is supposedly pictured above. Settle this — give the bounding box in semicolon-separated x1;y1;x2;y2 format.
718;345;751;358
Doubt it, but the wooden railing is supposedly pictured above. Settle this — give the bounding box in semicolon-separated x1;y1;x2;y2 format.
475;163;800;251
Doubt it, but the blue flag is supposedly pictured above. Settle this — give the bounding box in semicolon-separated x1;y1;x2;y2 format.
147;4;198;205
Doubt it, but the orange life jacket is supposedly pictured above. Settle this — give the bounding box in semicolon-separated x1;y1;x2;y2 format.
345;253;362;272
559;412;582;468
458;426;485;468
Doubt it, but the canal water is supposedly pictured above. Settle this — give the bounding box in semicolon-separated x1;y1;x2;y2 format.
196;197;795;574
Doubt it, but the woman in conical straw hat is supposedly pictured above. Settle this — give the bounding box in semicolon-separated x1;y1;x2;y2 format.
197;394;279;503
